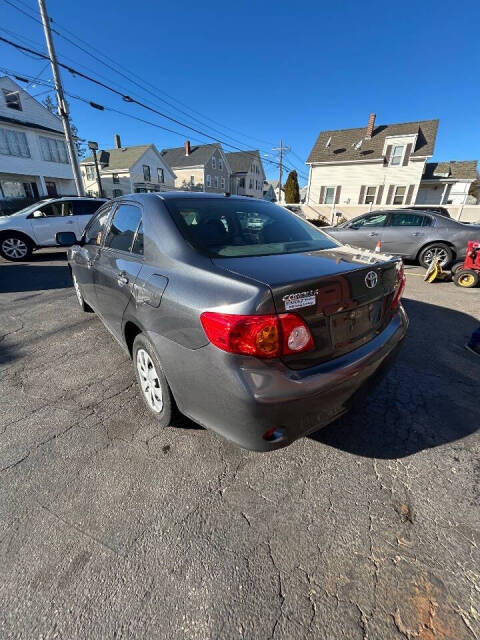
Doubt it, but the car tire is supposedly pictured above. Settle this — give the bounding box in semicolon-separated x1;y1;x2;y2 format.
71;272;93;312
0;232;33;261
450;261;464;276
418;243;453;269
454;269;479;288
133;333;177;427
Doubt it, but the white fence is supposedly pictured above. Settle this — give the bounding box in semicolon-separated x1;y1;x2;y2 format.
297;203;480;224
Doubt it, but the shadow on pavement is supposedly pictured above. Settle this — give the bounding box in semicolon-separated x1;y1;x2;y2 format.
310;297;479;459
0;263;71;293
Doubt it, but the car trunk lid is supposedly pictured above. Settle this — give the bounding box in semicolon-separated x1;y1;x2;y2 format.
212;246;400;369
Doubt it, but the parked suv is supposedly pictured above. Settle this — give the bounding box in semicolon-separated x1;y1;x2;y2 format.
58;193;407;451
0;197;107;261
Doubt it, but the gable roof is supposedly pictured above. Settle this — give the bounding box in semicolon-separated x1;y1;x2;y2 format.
160;143;220;168
82;144;152;171
225;150;261;173
423;160;478;181
307;119;439;164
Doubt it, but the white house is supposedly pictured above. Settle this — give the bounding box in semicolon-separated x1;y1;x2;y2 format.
417;160;477;205
225;150;266;198
80;135;175;198
0;76;75;202
161;141;231;193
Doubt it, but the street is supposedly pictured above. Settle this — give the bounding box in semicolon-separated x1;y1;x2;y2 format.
1;250;479;639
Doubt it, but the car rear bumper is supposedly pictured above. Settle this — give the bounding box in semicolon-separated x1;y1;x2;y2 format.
148;306;408;452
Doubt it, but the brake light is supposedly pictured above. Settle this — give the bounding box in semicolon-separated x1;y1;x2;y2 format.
200;312;314;358
391;263;406;310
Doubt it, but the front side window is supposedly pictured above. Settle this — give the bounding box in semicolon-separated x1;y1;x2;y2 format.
364;186;377;204
350;213;387;229
3;89;22;111
40;136;68;163
84;205;113;245
104;204;142;252
157;168;164;183
164;198;339;258
39;202;63;218
143;165;151;182
0;128;30;157
85;165;95;181
388;212;424;227
390;145;404;166
324;186;336;204
393;186;406;205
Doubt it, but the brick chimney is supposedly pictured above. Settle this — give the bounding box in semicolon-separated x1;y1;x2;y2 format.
365;113;376;139
184;140;191;156
114;133;122;149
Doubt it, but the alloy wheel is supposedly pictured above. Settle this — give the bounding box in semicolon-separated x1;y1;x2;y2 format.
2;237;28;259
136;348;163;413
422;247;448;267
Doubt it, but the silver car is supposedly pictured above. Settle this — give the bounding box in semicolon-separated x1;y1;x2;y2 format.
327;209;480;268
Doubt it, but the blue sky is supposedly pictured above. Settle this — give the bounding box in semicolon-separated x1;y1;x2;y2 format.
1;0;479;184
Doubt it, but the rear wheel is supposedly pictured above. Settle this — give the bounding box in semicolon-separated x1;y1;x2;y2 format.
133;333;176;426
0;233;33;261
454;269;479;288
418;243;453;269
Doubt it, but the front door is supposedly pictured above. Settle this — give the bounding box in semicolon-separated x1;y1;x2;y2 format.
93;203;143;339
333;212;388;251
28;200;76;246
381;212;431;257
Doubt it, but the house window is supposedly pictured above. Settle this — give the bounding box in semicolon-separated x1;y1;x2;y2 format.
324;186;336;204
249;179;253;189
390;145;404;166
0;128;30;157
239;177;245;188
39;136;68;163
2;89;22;111
112;173;120;184
112;188;123;198
214;176;219;188
85;165;95;181
364;186;377;204
393;186;406;205
190;175;195;185
157;168;164;183
212;157;216;169
143;165;151;182
206;174;211;187
221;176;225;189
219;159;223;171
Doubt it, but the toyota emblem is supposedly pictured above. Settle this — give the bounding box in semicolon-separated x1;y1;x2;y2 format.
365;271;378;288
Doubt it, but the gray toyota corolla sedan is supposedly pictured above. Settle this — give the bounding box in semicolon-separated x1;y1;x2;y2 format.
58;193;408;451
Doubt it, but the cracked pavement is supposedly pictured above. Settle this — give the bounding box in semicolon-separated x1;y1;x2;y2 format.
1;249;479;639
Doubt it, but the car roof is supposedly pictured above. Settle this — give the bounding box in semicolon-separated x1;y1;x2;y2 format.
156;191;253;201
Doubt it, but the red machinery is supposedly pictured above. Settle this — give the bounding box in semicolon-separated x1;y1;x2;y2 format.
453;241;480;288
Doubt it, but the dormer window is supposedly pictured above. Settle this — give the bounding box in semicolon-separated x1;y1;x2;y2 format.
3;89;22;111
390;145;405;166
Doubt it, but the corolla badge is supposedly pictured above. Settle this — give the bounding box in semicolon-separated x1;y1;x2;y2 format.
365;271;378;288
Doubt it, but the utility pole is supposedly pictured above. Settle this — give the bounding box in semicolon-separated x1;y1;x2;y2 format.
38;0;84;196
87;141;104;198
272;140;290;203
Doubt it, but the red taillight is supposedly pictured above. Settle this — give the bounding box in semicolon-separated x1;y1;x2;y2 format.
200;312;314;358
391;263;406;310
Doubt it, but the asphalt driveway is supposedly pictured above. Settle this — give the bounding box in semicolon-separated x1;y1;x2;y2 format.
1;250;479;639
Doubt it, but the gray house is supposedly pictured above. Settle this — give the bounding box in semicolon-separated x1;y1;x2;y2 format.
226;150;266;198
161;141;231;193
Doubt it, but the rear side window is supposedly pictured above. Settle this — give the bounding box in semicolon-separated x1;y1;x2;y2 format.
84;204;113;246
164;198;338;258
422;215;433;227
388;213;424;227
72;200;104;215
104;204;142;252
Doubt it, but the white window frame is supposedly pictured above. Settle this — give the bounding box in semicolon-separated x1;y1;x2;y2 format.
157;167;164;183
212;157;216;169
219;159;223;171
323;186;336;204
214;176;219;188
85;165;95;181
393;185;406;205
39;136;68;163
390;145;405;166
364;186;377;204
220;176;225;189
206;174;211;187
0;128;30;158
2;89;22;111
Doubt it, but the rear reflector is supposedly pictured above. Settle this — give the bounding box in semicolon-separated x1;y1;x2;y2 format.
200;312;314;358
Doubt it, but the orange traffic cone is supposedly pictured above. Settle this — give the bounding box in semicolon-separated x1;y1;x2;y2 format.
375;241;381;253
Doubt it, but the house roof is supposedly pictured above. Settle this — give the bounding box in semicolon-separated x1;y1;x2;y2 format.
0;113;62;134
423;160;478;181
307;119;439;163
225;150;260;173
81;144;152;170
160;143;220;168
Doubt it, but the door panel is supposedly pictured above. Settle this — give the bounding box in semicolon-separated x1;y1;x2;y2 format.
332;213;388;251
381;212;429;257
29;201;76;246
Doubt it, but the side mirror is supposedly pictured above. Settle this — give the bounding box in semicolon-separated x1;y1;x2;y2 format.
56;231;77;247
32;210;44;218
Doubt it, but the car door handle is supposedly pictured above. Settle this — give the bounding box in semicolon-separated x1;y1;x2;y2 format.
117;272;129;287
368;232;379;236
411;232;424;237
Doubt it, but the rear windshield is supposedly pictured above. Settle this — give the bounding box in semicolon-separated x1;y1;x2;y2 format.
164;198;339;257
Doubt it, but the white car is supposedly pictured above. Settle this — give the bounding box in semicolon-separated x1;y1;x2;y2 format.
0;197;107;261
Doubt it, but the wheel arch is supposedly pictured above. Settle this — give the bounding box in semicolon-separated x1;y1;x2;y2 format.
416;240;456;261
0;228;37;248
124;320;143;358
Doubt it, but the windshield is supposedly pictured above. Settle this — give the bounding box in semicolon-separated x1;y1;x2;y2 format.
164;198;339;258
